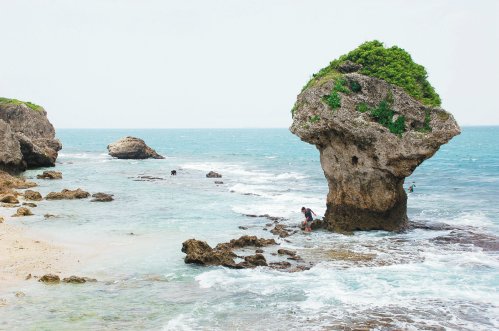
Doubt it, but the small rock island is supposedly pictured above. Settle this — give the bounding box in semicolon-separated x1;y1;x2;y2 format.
107;136;164;159
290;41;460;232
0;98;61;172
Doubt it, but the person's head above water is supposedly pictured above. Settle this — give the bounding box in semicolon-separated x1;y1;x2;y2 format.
301;207;306;213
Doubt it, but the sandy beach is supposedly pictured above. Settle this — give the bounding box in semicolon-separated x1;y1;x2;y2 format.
0;210;80;288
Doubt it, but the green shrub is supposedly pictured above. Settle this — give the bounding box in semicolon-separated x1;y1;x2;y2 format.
309;115;321;123
356;103;370;113
307;40;441;107
0;97;43;111
417;109;432;133
325;91;341;110
349;80;362;93
334;78;350;94
356;100;406;135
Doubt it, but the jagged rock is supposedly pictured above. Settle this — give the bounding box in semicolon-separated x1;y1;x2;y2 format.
36;171;62;179
12;207;33;217
39;274;60;283
291;68;460;232
277;249;297;256
241;254;267;267
217;235;277;249
0;171;36;192
45;189;90;200
181;239;236;267
255;249;264;253
22;202;37;208
206;171;222;178
0;194;19;204
271;224;291;238
269;261;292;269
23;190;42;201
214;181;224;184
91;192;114;202
107;136;164;159
0;101;61;171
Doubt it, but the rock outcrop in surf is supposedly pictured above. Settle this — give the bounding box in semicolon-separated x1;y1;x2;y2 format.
107;136;164;159
290;41;460;232
0;98;61;172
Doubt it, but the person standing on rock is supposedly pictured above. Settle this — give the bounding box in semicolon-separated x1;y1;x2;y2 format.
301;207;316;232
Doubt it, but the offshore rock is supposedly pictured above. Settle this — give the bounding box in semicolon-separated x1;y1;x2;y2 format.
45;188;90;200
107;136;164;159
91;192;114;202
12;207;33;217
0;102;61;171
39;274;60;283
23;190;43;201
181;239;237;267
290;73;460;232
206;171;222;178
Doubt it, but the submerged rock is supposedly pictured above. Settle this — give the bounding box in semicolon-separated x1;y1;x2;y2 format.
62;276;96;284
107;136;164;159
290;41;460;232
22;202;37;208
36;170;62;179
23;190;42;201
206;171;222;178
45;188;90;200
91;192;114;202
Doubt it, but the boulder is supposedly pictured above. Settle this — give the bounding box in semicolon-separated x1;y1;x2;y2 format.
91;192;114;202
217;235;277;249
12;207;33;217
0;216;4;223
0;101;61;171
45;188;90;200
36;171;62;179
206;171;222;178
39;274;60;283
107;136;164;159
0;194;19;204
23;190;42;201
290;44;460;232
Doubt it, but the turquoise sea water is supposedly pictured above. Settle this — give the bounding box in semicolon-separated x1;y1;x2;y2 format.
0;127;498;330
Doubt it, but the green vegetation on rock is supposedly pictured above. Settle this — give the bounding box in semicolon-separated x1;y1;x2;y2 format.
306;40;441;107
356;99;406;135
417;109;433;133
308;115;321;123
0;97;43;112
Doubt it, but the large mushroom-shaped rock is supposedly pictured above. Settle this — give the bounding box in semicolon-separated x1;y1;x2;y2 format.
107;136;164;159
0;100;61;170
290;41;460;232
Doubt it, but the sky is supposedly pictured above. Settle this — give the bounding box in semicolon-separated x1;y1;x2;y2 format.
1;0;498;128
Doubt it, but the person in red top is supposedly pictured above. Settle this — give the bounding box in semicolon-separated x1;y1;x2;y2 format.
301;206;316;232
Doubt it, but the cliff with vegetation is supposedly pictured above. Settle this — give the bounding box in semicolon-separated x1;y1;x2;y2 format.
290;41;460;232
0;98;61;173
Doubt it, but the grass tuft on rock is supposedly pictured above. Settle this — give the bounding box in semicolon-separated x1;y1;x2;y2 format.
0;97;43;112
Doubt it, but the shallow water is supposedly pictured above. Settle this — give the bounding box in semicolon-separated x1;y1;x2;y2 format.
0;127;498;330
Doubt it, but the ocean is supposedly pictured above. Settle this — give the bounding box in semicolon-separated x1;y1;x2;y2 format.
0;127;498;330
